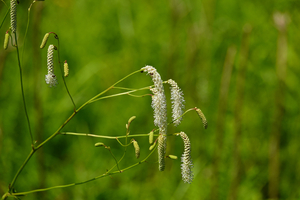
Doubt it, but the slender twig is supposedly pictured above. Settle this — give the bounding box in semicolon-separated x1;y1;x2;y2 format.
116;137;133;147
55;34;77;111
14;33;34;147
89;86;150;103
21;0;36;65
61;132;157;139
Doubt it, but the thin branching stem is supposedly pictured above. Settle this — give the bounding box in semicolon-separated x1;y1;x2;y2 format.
61;132;158;139
89;86;151;103
10;144;158;197
55;35;77;110
9;69;143;192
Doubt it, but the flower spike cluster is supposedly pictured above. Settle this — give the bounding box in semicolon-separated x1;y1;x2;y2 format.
45;44;58;87
179;132;194;184
167;79;185;126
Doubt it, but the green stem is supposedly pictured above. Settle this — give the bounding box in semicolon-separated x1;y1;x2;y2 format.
9;149;35;192
61;132;158;139
84;69;143;106
55;35;77;110
21;0;36;66
14;33;34;146
89;86;151;103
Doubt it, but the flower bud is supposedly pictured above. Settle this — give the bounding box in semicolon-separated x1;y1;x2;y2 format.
167;155;178;159
40;33;50;49
95;142;105;147
195;107;208;129
149;141;156;151
4;31;9;50
132;140;140;159
149;131;154;144
64;60;69;77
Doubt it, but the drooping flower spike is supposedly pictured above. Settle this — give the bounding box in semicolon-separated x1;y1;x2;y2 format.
141;65;168;171
45;44;58;87
179;132;194;184
195;107;208;129
167;79;185;126
142;65;167;130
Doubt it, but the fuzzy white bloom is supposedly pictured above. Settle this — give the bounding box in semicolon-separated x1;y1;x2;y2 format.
142;65;167;130
141;65;168;171
179;132;194;184
45;44;58;87
167;79;185;126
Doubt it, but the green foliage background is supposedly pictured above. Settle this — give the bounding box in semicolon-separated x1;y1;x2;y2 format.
0;0;299;199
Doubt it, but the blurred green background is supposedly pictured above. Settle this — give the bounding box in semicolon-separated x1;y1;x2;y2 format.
0;0;299;199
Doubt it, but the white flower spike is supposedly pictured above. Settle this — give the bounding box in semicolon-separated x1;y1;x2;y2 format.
167;79;185;126
179;132;194;184
45;44;58;87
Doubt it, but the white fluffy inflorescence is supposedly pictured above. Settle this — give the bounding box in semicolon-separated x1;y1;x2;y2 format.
45;44;58;87
167;79;185;126
142;65;168;171
179;132;194;184
142;66;167;130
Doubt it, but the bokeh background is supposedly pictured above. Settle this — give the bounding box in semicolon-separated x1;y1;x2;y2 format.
0;0;299;199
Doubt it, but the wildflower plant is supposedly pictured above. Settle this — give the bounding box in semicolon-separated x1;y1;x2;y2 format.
1;1;208;199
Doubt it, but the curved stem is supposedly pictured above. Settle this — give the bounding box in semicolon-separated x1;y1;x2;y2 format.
55;35;77;110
